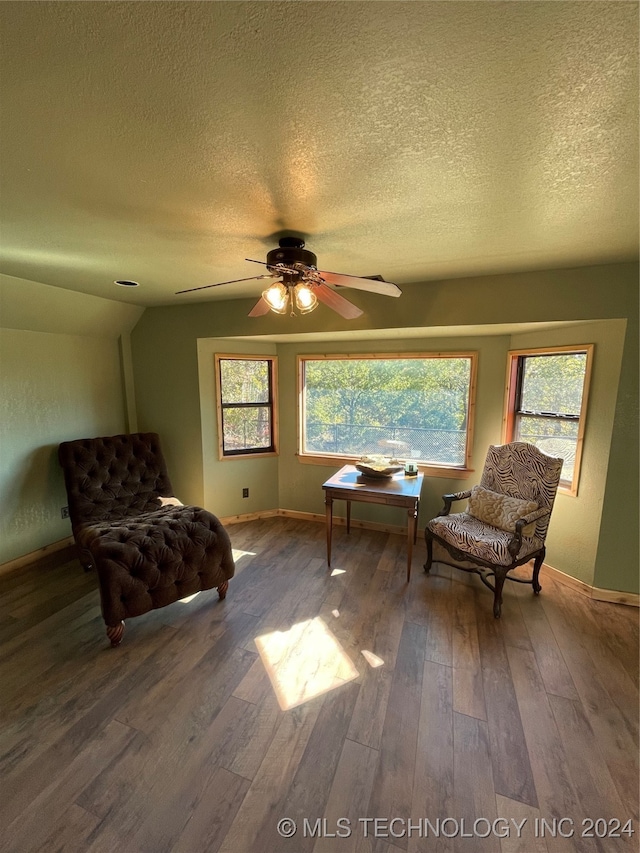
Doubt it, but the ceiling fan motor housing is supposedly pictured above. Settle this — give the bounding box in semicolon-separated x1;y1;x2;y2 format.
267;237;317;270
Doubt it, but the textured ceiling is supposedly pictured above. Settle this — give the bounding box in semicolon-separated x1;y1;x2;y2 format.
0;1;637;307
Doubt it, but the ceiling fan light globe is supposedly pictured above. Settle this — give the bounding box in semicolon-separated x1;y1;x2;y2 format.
262;282;289;314
294;283;318;314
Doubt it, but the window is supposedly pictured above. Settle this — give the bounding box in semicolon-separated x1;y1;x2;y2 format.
215;354;278;458
298;353;477;473
504;345;593;495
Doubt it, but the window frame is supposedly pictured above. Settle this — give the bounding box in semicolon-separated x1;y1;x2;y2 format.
214;353;279;460
296;351;478;478
502;344;594;496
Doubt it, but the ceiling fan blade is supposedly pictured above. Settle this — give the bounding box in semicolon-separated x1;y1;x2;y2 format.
175;273;274;295
315;283;363;319
248;296;271;317
316;270;402;297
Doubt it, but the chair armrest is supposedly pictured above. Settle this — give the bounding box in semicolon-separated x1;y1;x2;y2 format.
507;507;551;557
440;490;472;516
516;506;550;531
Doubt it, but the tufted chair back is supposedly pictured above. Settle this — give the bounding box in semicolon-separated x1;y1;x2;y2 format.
479;442;563;541
58;432;175;531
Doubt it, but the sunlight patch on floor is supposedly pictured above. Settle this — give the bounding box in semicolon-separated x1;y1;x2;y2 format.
178;592;201;604
254;617;359;711
232;548;256;561
229;547;257;578
361;649;384;667
330;568;346;576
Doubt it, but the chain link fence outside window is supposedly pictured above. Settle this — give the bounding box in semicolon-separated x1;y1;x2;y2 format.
305;422;467;466
305;425;575;475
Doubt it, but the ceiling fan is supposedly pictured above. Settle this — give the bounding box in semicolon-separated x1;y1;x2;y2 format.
175;236;402;318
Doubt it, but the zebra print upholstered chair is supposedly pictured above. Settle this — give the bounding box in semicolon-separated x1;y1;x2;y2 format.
424;442;563;617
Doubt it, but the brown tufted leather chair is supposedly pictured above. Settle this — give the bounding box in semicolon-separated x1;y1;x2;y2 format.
58;432;235;646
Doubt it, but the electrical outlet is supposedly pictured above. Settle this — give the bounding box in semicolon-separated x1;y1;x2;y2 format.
61;506;70;519
242;488;249;498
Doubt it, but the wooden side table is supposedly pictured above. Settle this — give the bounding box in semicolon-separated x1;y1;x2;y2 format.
322;464;424;581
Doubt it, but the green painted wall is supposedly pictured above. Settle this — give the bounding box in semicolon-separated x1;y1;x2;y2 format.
0;329;126;562
0;274;144;564
131;262;638;593
593;302;639;593
509;320;627;587
197;338;279;518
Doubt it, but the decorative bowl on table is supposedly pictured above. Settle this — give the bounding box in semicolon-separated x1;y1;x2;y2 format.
355;455;404;479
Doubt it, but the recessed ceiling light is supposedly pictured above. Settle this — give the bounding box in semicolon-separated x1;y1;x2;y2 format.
114;279;139;287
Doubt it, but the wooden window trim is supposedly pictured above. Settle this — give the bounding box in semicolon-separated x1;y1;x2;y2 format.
297;351;478;474
296;452;474;479
214;353;279;460
501;344;594;497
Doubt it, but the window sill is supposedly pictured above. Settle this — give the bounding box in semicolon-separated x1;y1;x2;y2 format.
219;450;279;461
297;453;474;480
558;483;578;497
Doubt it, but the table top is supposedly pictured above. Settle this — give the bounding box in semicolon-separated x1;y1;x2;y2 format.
322;464;424;500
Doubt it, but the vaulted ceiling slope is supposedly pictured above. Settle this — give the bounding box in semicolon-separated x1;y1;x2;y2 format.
0;2;637;307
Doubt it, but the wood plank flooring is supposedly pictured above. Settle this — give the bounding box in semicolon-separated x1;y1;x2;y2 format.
0;517;638;853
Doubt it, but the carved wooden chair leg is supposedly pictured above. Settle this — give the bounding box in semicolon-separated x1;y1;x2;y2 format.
493;570;508;619
423;533;434;573
532;549;545;595
217;579;229;600
106;621;125;647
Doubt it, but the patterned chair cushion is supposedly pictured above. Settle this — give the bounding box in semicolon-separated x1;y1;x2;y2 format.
467;485;538;536
427;512;543;567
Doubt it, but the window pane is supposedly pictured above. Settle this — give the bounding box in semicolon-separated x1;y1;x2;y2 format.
302;357;472;466
222;407;272;452
520;354;587;415
220;359;269;404
514;415;578;482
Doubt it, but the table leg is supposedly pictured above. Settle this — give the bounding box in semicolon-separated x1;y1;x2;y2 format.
325;495;333;567
406;504;418;583
346;500;351;534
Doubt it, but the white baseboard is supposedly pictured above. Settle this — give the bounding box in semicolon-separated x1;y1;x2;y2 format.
0;536;75;578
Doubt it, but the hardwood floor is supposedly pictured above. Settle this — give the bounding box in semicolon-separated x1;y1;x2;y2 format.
0;517;638;853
